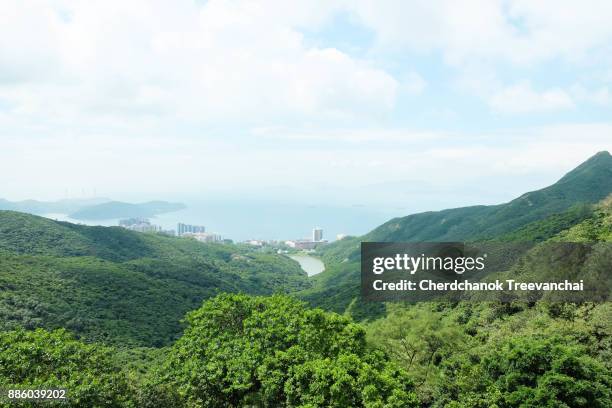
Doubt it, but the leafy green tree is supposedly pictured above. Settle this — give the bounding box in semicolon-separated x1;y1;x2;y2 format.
0;328;133;407
145;293;418;407
439;335;612;408
366;304;471;405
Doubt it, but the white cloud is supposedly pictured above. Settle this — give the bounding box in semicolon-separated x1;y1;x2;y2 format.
401;72;427;94
346;0;612;110
0;1;611;204
1;0;611;130
488;82;574;114
571;84;611;106
350;0;612;66
252;127;445;143
0;0;398;132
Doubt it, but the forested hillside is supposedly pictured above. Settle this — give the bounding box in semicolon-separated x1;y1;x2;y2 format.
367;151;612;243
364;197;612;405
0;212;310;346
300;152;612;318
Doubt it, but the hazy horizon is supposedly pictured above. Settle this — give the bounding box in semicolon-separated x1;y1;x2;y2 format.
4;149;608;241
1;149;607;211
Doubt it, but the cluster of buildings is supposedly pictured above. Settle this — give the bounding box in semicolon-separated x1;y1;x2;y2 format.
176;222;223;242
118;219;223;242
244;228;334;251
284;227;328;250
177;223;206;236
119;220;337;249
119;218;173;235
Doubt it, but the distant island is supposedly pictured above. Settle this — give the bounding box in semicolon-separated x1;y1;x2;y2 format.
0;197;186;220
69;200;186;220
0;197;110;215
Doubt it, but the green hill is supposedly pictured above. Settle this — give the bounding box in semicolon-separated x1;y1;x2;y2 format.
365;150;612;243
300;151;612;318
364;198;612;403
69;200;186;220
0;212;310;346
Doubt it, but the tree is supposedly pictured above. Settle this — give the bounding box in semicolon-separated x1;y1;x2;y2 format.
0;328;133;407
145;293;418;407
439;335;612;408
366;304;470;405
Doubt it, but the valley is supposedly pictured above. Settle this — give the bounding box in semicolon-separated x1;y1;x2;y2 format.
1;151;611;406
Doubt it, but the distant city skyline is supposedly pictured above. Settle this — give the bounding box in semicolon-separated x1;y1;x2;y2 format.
0;1;610;209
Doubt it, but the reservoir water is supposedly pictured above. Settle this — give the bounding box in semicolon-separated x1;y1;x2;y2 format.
289;254;325;277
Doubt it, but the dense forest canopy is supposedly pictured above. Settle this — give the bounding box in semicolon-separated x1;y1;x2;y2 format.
0;211;310;346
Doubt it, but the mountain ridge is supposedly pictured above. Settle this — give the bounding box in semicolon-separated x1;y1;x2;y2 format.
368;150;612;242
301;151;612;318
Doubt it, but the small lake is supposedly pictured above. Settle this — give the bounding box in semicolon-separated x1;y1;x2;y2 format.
289;254;325;277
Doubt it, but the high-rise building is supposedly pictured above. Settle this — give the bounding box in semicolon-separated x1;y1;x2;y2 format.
177;223;206;236
312;227;323;242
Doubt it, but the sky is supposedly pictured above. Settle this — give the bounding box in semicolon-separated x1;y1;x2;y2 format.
1;0;611;211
